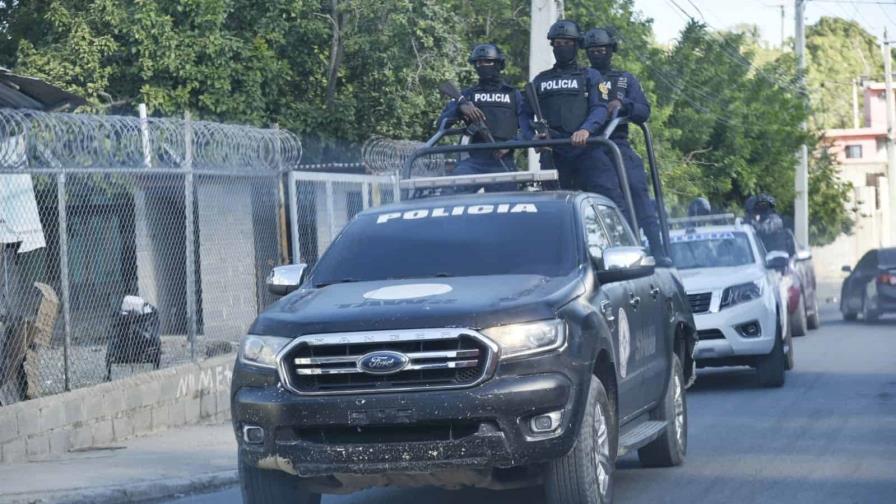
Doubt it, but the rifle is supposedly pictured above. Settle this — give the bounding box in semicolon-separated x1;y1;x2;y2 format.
438;81;511;170
524;82;555;172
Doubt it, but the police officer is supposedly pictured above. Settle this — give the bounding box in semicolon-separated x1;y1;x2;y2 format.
585;26;665;260
437;43;527;192
522;20;626;213
687;197;712;217
746;193;794;254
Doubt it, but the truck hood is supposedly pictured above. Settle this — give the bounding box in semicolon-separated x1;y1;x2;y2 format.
677;264;765;293
250;272;585;337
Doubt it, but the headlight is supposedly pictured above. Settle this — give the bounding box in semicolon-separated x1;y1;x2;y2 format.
720;281;762;309
482;319;566;360
239;335;291;368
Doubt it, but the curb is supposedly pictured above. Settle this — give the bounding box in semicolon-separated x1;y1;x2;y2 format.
0;470;238;504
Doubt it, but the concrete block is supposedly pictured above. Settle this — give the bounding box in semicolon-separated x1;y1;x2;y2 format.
39;401;67;432
25;434;50;460
184;395;201;423
199;391;217;419
133;407;152;434
64;397;85;424
125;387;144;410
140;380;162;408
70;426;93;450
151;405;170;432
216;389;231;416
91;418;114;446
112;415;134;440
82;392;105;422
167;400;187;428
103;389;126;416
16;405;40;437
48;428;72;455
0;407;18;444
1;437;26;463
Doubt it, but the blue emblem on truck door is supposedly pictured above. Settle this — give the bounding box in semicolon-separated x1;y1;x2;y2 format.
357;351;410;375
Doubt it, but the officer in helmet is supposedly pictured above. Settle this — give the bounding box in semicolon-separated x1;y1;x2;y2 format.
687;197;712;217
521;20;626;214
585;26;665;260
746;193;794;254
437;43;526;192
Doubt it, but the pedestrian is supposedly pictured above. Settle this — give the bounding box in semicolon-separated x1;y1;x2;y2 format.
585;26;666;261
436;43;527;192
522;20;627;215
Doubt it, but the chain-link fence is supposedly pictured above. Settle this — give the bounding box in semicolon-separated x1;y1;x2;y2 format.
0;108;301;405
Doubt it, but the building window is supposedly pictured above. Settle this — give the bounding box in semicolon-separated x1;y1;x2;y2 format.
845;144;863;159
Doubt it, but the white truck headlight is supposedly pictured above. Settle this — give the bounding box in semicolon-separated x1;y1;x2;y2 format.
720;281;763;309
482;319;566;360
240;335;290;368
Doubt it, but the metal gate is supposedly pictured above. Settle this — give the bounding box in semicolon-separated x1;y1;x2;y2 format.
288;171;400;266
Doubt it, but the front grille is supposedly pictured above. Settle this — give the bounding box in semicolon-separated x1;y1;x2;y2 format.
697;329;725;340
687;292;712;313
286;422;483;445
278;329;495;395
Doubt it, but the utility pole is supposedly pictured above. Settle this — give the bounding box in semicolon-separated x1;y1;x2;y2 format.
883;31;896;245
794;0;809;248
528;0;563;171
852;78;861;129
779;5;786;51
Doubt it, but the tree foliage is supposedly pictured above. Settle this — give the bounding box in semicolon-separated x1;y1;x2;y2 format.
0;0;857;245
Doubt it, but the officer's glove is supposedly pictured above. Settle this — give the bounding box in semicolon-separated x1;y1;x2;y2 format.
458;101;487;124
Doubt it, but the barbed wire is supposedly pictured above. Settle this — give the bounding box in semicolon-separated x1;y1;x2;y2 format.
0;109;302;172
361;136;449;177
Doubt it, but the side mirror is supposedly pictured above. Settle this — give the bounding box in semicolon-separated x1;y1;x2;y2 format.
266;264;307;296
796;250;812;261
597;246;656;283
841;265;852;273
765;251;789;272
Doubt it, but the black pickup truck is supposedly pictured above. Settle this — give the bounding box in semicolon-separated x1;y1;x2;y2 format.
231;189;697;504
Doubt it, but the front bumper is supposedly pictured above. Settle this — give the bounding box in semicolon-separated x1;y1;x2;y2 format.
693;295;777;361
232;354;591;480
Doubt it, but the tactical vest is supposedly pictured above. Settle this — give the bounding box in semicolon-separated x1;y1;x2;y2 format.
469;84;518;141
535;68;589;135
602;69;631;140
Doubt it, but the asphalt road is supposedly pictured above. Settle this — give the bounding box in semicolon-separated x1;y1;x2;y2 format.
171;305;896;504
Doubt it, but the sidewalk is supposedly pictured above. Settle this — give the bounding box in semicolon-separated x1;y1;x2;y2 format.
0;422;237;504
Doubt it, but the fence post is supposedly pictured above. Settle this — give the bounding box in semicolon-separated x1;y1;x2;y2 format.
392;172;401;202
56;171;72;391
325;180;335;245
183;111;197;361
138;103;151;168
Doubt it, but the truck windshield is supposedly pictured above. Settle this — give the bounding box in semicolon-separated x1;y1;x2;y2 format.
310;201;577;285
670;231;755;270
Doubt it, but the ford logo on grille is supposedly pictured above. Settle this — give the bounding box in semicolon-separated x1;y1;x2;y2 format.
357;351;410;375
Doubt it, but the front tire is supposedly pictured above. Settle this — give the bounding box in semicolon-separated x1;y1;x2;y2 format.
545;376;615;504
806;295;821;329
239;452;321;504
638;354;687;467
756;330;786;388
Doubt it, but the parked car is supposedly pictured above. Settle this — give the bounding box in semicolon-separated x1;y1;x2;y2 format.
231;191;697;504
784;230;820;335
669;220;792;387
840;247;896;321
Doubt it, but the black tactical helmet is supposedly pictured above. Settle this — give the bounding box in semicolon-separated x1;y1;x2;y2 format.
583;27;618;51
756;193;776;209
547;19;583;46
468;43;506;70
687;197;712;217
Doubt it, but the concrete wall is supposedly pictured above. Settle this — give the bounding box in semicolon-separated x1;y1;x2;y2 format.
0;354;234;464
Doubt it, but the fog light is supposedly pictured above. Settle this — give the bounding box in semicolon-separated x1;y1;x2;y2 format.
243;425;265;444
530;411;563;434
736;321;761;338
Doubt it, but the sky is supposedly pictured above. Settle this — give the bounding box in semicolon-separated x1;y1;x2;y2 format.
631;0;896;47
